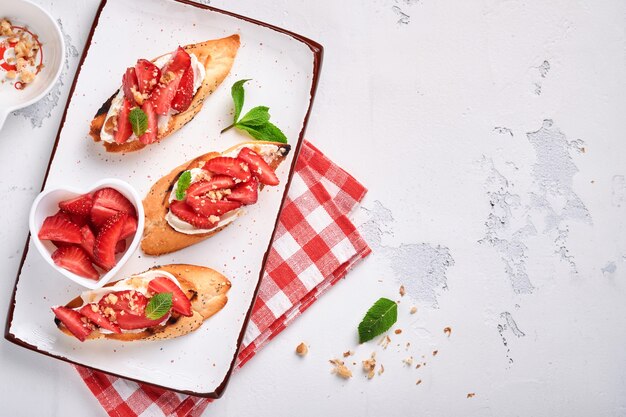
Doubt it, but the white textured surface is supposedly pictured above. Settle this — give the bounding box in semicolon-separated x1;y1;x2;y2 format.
1;0;625;416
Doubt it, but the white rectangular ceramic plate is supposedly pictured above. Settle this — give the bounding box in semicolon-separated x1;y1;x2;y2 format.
5;0;322;397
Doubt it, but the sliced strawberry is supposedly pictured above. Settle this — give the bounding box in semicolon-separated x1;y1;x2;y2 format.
237;147;280;186
89;205;118;228
116;312;165;330
115;239;126;254
135;59;161;95
169;200;219;229
148;47;190;115
186;196;242;217
204;157;252;182
69;213;89;227
148;277;192;317
114;98;133;144
79;225;96;257
122;67;139;104
51;240;72;248
171;64;194;113
38;212;82;244
227;177;259;205
119;215;138;240
52;246;99;280
138;100;158;144
99;290;148;315
186;175;237;199
93;188;136;214
79;304;121;334
59;193;94;216
93;213;127;270
52;306;92;342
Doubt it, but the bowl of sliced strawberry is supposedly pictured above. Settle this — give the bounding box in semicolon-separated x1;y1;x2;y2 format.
29;179;144;289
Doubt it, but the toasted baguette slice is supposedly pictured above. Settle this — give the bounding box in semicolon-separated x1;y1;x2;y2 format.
141;141;291;256
89;35;240;153
54;264;231;341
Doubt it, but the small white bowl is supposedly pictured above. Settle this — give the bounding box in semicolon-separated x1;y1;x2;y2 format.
0;0;65;130
29;179;144;290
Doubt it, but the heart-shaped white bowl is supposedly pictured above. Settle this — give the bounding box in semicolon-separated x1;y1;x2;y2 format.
0;0;65;130
29;178;144;290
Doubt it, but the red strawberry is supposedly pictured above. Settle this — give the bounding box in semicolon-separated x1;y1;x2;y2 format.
227;177;259;205
237;147;280;186
79;225;96;258
93;213;127;270
204;157;252;182
122;67;139;104
69;213;89;227
186;175;236;199
79;304;121;334
99;290;148;315
169;200;219;229
52;246;100;280
52;306;92;342
148;277;192;317
114;98;133;144
38;212;82;244
135;59;161;95
59;193;94;216
90;187;136;227
186;196;242;217
148;47;190;115
119;215;138;240
51;240;72;248
116;312;165;330
138;100;158;144
171;64;194;113
115;239;126;254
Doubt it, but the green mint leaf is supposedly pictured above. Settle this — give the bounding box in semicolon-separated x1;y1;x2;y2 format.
357;298;398;343
235;121;288;143
128;107;148;137
231;79;251;123
176;171;192;200
238;106;270;126
145;292;173;320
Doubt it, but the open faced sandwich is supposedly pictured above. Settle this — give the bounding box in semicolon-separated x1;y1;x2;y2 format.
141;141;291;256
89;35;240;153
52;264;230;341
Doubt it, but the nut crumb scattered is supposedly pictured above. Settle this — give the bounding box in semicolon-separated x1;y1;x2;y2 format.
362;352;377;379
394;329;402;334
295;342;308;356
444;326;452;337
410;306;417;314
378;335;391;349
432;350;438;356
467;393;476;398
415;363;421;369
378;364;385;375
416;379;422;385
399;285;405;297
342;350;353;358
403;356;414;366
329;359;352;379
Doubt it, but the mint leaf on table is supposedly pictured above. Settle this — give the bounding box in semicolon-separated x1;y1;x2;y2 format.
175;171;192;200
357;298;398;343
238;106;270;126
231;79;251;122
145;292;173;320
236;121;288;143
221;79;289;143
128;107;148;137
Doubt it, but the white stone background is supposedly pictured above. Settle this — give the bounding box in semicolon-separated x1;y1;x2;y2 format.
1;0;625;416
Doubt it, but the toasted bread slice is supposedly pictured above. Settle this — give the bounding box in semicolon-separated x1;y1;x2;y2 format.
141;141;291;256
54;264;231;341
89;34;240;153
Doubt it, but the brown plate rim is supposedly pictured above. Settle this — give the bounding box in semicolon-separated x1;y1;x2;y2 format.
4;0;323;399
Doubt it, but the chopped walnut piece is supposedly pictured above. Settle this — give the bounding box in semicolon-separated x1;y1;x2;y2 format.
409;306;417;314
444;326;452;337
0;19;13;36
362;352;376;379
467;393;476;398
20;70;35;84
5;70;16;80
403;356;414;366
399;285;405;297
295;342;308;356
329;359;352;379
342;350;353;358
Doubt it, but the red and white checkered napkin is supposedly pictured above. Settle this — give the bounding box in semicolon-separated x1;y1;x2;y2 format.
76;140;371;417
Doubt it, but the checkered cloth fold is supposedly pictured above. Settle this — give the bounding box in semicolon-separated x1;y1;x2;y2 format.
76;140;371;417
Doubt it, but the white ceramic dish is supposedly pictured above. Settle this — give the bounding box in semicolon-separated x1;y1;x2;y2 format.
29;178;145;290
6;0;322;398
0;0;65;130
